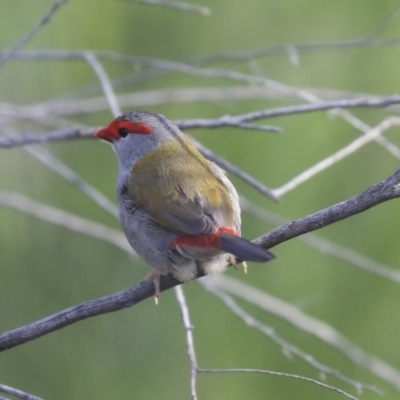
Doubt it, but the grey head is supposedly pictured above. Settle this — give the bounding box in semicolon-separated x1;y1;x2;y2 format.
94;110;185;169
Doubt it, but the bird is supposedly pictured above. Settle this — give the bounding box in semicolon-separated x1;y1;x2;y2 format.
94;111;274;300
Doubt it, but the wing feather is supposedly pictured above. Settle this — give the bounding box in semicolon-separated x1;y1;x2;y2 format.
127;140;235;235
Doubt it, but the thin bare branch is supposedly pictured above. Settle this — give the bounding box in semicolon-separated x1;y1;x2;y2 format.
257;76;400;175
192;36;400;64
194;5;400;65
2;95;400;147
27;145;118;218
0;383;43;400
273;117;400;198
366;3;400;40
0;87;292;119
201;280;380;394
84;52;121;117
175;286;198;400
197;368;358;400
177;117;281;132
1;125;118;218
0;0;69;69
130;0;210;15
0;192;131;253
0;127;95;148
209;275;400;392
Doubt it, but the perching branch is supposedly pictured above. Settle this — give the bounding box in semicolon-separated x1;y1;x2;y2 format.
1;165;400;352
258;165;400;250
0;273;183;352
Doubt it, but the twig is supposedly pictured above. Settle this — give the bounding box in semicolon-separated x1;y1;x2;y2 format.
0;86;297;119
365;3;400;40
0;383;43;400
176;96;400;128
258;165;400;250
175;286;198;400
25;144;118;218
2;95;400;147
255;75;400;170
197;368;358;400
130;0;210;15
0;127;95;148
1;125;118;218
201;279;380;394
177;117;281;132
0;192;130;253
272;117;400;198
84;52;121;117
194;5;400;65
0;0;69;69
209;275;400;392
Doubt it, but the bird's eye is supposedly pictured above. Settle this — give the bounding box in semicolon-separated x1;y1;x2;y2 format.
118;128;130;138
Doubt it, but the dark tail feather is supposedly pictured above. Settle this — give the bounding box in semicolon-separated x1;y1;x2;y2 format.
219;233;275;263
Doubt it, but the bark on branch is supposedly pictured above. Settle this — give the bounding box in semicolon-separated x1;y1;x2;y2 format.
1;166;399;352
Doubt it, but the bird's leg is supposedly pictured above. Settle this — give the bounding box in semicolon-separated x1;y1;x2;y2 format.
142;270;162;304
227;254;248;274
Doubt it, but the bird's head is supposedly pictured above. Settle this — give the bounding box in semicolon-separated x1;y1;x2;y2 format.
94;111;183;168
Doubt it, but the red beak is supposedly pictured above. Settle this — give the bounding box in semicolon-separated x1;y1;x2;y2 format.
94;124;119;142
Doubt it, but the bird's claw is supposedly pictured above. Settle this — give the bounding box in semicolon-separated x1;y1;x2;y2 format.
142;270;162;304
227;254;248;274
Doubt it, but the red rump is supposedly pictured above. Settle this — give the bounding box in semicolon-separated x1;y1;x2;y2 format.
172;227;238;250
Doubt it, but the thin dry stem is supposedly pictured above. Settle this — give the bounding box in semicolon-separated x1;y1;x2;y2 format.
130;0;210;15
209;275;400;392
84;52;121;117
0;383;43;400
0;192;130;253
201;279;381;395
197;368;358;400
0;0;69;69
175;286;198;400
273;117;400;197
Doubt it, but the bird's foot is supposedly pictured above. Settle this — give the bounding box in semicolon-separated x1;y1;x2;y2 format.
227;254;248;274
142;270;162;304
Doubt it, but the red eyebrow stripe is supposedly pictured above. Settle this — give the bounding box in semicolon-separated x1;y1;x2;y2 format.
118;120;153;135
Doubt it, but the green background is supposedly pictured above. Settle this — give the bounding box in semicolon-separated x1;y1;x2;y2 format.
1;1;400;399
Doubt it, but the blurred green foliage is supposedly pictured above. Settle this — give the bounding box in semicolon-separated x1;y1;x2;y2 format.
1;0;400;399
